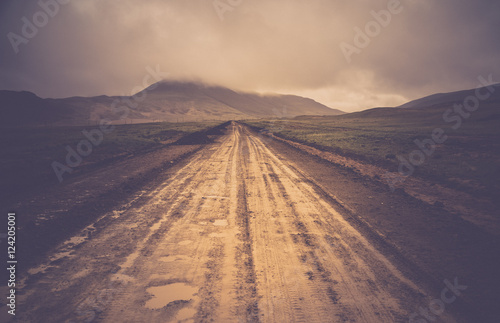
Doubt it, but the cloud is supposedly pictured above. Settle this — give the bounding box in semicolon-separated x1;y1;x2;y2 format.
0;0;498;111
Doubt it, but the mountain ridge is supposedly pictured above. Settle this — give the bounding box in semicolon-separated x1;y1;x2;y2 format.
397;83;500;109
0;81;343;126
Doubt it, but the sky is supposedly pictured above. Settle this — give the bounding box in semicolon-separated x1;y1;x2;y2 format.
0;0;499;112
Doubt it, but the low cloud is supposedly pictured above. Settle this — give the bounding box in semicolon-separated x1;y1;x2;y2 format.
0;0;498;111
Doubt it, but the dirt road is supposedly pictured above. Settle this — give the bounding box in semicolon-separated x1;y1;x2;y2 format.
13;123;452;322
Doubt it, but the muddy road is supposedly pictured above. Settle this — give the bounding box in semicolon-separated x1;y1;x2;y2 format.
8;123;476;322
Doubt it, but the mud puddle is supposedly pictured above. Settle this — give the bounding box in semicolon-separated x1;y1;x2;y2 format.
145;283;198;309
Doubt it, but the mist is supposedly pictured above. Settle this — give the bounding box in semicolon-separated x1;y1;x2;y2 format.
1;0;499;111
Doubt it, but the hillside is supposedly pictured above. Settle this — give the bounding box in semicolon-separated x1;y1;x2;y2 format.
398;83;500;110
0;81;343;127
328;83;500;124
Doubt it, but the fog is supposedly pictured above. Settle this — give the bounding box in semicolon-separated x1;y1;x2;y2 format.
1;0;499;111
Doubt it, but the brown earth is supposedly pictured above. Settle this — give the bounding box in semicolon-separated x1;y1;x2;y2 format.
261;131;500;235
2;122;499;322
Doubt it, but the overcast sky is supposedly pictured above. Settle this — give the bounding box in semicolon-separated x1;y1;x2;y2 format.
0;0;499;112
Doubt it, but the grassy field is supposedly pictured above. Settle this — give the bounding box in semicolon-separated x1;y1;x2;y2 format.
0;121;221;201
245;107;500;199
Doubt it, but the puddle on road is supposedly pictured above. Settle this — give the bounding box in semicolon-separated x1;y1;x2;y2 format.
71;268;92;280
28;264;50;275
111;210;121;219
145;283;198;309
213;219;228;227
150;221;163;231
65;236;87;245
49;251;73;262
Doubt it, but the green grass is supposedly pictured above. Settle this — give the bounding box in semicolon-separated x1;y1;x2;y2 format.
245;110;500;198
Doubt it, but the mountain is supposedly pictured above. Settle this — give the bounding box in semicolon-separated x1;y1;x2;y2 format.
397;83;500;110
334;83;500;122
123;81;343;121
0;81;343;127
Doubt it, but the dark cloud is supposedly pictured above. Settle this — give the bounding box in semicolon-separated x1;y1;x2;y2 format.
0;0;498;111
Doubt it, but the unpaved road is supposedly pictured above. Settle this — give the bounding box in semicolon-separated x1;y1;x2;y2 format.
10;123;462;322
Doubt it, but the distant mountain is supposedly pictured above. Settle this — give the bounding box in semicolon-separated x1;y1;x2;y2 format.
336;83;500;122
128;81;343;121
0;81;343;127
397;83;500;110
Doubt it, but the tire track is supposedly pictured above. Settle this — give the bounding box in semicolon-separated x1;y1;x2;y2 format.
16;122;450;323
242;126;423;322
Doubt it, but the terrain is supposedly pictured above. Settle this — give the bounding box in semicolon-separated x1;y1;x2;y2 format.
0;81;343;127
245;83;500;233
1;122;499;322
1;83;499;322
0;121;221;207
